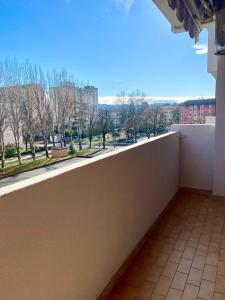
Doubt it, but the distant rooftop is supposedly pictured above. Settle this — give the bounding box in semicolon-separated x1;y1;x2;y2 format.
181;98;216;106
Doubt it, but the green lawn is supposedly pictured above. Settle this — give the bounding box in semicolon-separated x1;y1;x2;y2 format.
0;148;100;177
80;139;100;146
76;148;99;156
81;139;113;146
0;156;68;177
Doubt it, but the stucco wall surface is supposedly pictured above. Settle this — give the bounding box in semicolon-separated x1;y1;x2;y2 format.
172;124;215;190
0;132;179;300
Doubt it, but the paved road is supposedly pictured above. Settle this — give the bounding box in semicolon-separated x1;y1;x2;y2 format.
0;147;117;188
0;137;148;189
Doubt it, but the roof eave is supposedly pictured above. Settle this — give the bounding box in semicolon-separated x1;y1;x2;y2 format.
153;0;186;33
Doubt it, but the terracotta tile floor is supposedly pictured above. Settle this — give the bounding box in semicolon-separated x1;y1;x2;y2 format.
107;190;225;300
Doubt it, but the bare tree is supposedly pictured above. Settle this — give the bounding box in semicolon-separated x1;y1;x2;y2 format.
76;88;87;150
128;90;146;141
140;102;152;139
21;61;37;160
97;108;111;149
118;89;145;142
141;103;168;137
48;69;75;148
0;63;8;168
58;80;75;147
116;90;128;128
2;59;23;164
0;89;8;168
47;69;60;147
86;96;97;149
31;65;50;158
46;99;56;147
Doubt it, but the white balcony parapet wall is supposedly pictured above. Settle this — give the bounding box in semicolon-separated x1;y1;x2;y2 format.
172;124;215;191
0;132;179;300
207;22;218;79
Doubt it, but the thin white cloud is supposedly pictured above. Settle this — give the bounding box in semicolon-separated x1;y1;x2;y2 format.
99;96;214;104
193;44;208;55
113;79;125;83
115;0;134;15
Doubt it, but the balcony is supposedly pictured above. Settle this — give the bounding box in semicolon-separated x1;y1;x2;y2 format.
0;124;222;300
107;189;225;300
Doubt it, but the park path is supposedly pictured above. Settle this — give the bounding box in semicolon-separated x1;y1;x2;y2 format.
0;147;115;188
0;138;147;189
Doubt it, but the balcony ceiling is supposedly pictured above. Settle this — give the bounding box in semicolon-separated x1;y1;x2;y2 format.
153;0;187;33
154;0;225;47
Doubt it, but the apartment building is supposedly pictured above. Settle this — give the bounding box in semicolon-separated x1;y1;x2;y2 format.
0;83;42;146
108;110;121;127
160;104;179;123
82;85;98;109
98;104;121;128
50;83;98;114
180;98;216;124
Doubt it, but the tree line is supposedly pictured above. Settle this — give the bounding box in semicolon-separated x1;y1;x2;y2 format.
116;90;178;141
0;59;178;170
0;58;99;168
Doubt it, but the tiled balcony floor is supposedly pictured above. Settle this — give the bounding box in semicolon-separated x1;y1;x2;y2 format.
107;190;225;300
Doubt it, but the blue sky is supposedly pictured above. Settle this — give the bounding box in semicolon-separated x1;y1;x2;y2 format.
0;0;215;97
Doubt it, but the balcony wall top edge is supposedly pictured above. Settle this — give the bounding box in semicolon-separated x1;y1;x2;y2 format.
0;131;179;198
